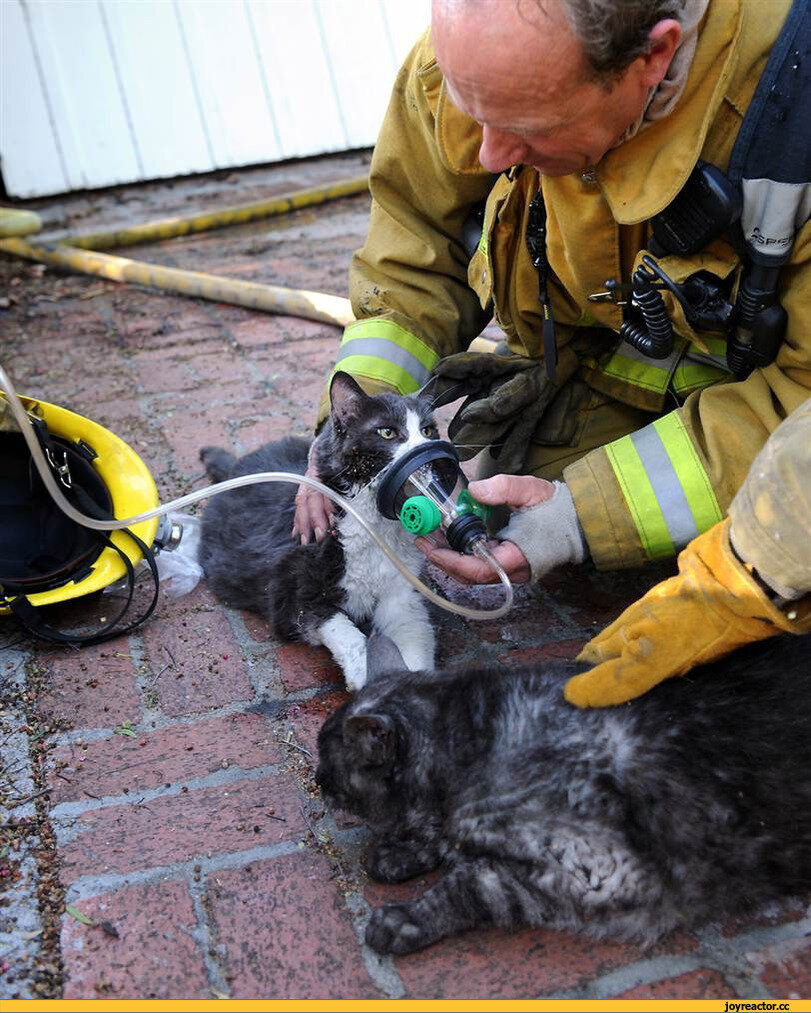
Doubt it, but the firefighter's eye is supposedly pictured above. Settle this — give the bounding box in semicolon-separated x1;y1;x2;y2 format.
377;427;396;439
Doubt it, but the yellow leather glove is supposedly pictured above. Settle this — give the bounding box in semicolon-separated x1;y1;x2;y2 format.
564;519;804;708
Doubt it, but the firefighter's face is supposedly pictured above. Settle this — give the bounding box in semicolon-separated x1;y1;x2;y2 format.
433;0;680;178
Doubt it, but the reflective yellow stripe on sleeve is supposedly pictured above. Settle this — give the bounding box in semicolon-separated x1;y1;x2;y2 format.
605;412;723;559
333;319;440;394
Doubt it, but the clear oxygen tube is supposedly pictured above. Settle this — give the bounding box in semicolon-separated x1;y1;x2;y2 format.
0;364;513;620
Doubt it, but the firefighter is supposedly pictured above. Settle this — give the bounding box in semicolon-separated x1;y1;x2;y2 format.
293;0;810;644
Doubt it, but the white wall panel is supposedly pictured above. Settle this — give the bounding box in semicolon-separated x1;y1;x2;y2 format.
247;0;348;159
0;0;68;197
1;0;431;197
316;0;398;149
176;0;281;168
22;0;140;191
102;0;214;180
380;0;429;65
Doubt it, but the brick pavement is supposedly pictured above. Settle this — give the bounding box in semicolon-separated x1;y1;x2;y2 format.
1;154;809;1000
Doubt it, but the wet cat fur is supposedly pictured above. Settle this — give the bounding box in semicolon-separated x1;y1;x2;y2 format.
198;372;438;689
317;633;811;954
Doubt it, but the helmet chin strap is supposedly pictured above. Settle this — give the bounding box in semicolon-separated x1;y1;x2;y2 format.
1;362;514;621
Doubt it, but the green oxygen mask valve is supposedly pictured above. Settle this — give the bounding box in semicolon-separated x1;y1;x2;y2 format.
399;495;443;536
378;440;492;554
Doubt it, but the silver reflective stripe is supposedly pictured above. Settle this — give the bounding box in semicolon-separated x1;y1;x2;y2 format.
630;424;699;547
613;338;682;371
684;351;730;371
334;337;431;385
741;178;811;261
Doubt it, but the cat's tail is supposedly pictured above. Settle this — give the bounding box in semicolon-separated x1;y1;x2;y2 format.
200;446;237;483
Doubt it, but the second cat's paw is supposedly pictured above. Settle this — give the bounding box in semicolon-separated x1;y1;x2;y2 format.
365;904;430;955
365;844;418;883
365;842;437;883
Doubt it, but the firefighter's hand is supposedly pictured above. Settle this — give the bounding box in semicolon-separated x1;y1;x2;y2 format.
291;458;334;544
416;534;532;585
415;475;559;584
563;520;800;708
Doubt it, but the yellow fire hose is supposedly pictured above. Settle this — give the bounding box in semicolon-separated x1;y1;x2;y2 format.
59;174;369;251
0;176;368;327
0;238;354;327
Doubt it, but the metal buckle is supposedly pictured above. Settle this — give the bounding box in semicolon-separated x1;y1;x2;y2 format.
587;278;631;306
46;446;73;489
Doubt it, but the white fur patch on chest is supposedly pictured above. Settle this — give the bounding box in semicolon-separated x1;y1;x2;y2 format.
337;483;426;623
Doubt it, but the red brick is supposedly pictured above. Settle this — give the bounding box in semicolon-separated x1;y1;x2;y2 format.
141;602;251;717
60;774;305;881
157;389;232;479
499;638;585;666
617;968;732;999
131;353;200;395
289;691;349;760
434;624;493;668
388;913;697;999
721;896;807;937
228;316;297;348
192;349;253;387
363;870;442;909
62;879;208;999
37;646;140;731
746;937;811;998
277;643;342;693
239;610;274;643
233;412;309;453
48;712;281;803
208;851;381;998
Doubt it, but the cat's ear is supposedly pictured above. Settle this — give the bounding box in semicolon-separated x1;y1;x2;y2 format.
416;372;466;409
343;713;396;767
329;372;369;428
366;633;407;682
415;374;441;407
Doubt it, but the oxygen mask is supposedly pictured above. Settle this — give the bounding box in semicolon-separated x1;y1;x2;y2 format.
376;441;491;554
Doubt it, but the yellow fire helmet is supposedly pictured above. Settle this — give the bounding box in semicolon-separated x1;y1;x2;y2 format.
0;393;163;645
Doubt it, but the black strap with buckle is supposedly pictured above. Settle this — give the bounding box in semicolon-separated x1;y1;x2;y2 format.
526;188;558;382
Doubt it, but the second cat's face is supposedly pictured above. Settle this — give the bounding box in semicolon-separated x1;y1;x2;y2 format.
316;697;404;822
320;372;441;494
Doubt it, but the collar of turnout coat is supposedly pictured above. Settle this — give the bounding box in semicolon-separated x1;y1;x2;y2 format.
420;0;747;225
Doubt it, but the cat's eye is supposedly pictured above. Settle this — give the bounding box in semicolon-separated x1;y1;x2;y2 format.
421;425;438;438
377;427;397;439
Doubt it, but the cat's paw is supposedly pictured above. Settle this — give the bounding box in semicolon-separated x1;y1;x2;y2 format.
365;904;431;955
344;665;367;693
365;842;436;883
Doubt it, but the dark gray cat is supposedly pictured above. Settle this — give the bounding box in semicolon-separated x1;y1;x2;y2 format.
198;372;438;689
317;633;811;954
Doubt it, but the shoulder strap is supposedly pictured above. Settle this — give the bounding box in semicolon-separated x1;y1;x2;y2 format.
728;0;811;267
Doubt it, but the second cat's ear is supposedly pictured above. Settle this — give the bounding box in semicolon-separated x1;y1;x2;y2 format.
366;633;407;682
329;371;369;427
343;713;396;768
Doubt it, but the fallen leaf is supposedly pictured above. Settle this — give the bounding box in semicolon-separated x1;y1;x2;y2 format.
66;904;95;926
114;719;137;738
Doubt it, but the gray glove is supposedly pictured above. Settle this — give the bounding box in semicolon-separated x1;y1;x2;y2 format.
427;347;575;473
498;481;588;580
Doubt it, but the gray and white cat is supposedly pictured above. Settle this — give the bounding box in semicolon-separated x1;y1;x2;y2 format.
198;372;438;689
317;633;811;954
